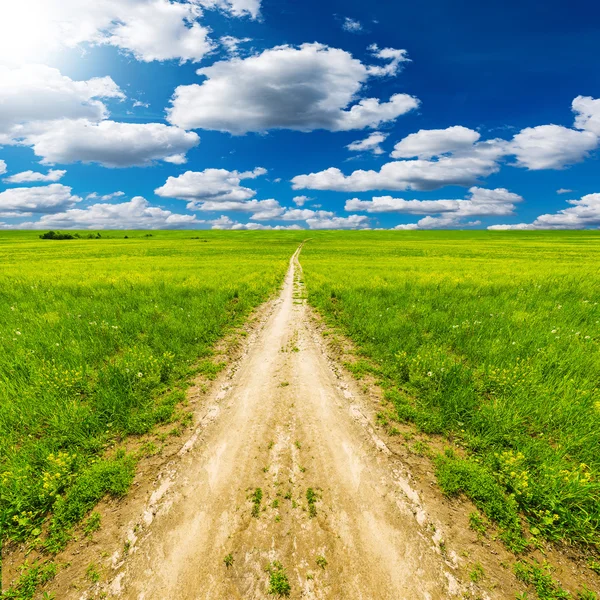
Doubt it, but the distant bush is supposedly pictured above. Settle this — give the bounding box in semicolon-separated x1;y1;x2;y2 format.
39;231;75;240
39;231;103;240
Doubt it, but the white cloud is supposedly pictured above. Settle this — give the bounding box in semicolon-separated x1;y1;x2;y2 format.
557;188;573;195
86;191;125;201
391;126;481;159
0;65;124;141
0;161;6;176
508;124;597;170
305;214;369;230
3;169;66;183
487;223;536;231
280;208;334;221
294;124;507;192
347;187;522;219
18;197;201;230
393;223;419;230
0;1;260;66
220;35;252;56
292;195;311;206
195;198;283;218
210;215;302;230
292;150;504;192
0;184;81;214
414;215;481;229
489;193;600;230
572;95;600;136
167;43;419;133
155;167;266;205
24;120;199;168
347;131;388;154
342;17;363;33
0;65;199;167
366;45;410;77
197;0;261;19
293;97;600;194
104;1;214;63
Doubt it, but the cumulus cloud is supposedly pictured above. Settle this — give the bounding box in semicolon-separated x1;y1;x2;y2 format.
0;184;81;214
24;120;199;168
294;97;600;194
305;214;369;230
0;65;124;141
220;35;252;56
0;1;260;66
557;188;573;194
17;197;201;230
280;208;334;221
195;198;283;220
366;45;410;77
292;150;504;192
167;43;419;133
86;191;125;201
508;125;597;170
0;161;6;176
347;131;388;154
390;126;481;159
342;17;363;33
393;216;482;230
294;123;509;192
489;193;600;230
346;187;522;218
572;95;600;136
3;169;66;183
0;65;200;167
197;0;261;19
210;215;302;230
155;167;266;206
292;195;311;206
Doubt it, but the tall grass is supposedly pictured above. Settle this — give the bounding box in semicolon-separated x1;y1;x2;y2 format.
0;230;303;554
301;231;600;551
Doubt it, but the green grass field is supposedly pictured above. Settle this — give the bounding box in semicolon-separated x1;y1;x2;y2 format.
301;231;600;555
2;229;599;598
0;230;302;561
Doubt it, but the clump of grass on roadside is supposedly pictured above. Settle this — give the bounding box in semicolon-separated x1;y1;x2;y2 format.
515;560;598;599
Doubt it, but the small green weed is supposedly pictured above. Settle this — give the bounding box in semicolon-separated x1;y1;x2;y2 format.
83;511;102;537
86;562;100;583
469;562;484;583
306;488;318;518
514;561;570;600
266;561;291;596
251;488;263;518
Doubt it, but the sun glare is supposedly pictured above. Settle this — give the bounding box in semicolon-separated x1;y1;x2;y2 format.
0;3;57;64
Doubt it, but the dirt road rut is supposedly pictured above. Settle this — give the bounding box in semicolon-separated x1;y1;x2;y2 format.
103;247;467;600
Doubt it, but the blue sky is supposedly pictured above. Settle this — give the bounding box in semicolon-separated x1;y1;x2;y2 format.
0;0;599;230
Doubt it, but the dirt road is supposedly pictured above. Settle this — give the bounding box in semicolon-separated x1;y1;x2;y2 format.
101;246;467;599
